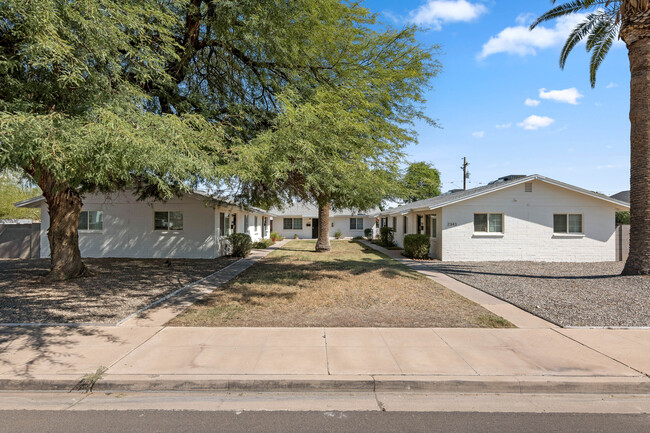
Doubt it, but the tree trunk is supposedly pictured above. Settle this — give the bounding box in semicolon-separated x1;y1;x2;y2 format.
315;202;331;252
622;15;650;275
40;175;87;280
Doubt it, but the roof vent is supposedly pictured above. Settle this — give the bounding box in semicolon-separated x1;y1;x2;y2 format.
525;182;533;193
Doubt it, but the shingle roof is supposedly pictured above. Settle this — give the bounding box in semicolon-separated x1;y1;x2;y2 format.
270;202;380;218
381;174;629;216
610;190;630;203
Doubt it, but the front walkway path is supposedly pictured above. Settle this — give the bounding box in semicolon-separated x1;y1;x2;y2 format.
362;242;554;329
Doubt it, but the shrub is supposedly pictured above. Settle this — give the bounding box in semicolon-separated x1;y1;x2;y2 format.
380;227;395;247
616;211;630;225
252;238;274;249
229;233;253;257
403;234;429;259
364;228;372;240
334;229;342;239
293;233;299;239
270;231;279;241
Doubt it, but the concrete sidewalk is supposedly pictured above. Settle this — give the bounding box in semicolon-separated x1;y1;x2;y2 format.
1;326;649;394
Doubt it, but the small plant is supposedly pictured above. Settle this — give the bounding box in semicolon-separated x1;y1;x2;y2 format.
293;233;299;239
73;366;108;393
229;233;253;257
252;238;274;249
379;227;395;247
364;228;372;240
403;234;429;259
334;229;342;239
270;231;279;241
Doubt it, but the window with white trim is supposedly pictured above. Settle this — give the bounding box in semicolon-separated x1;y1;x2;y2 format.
553;214;583;234
155;211;183;230
474;213;503;233
430;215;437;238
78;211;103;231
350;218;363;230
283;218;302;230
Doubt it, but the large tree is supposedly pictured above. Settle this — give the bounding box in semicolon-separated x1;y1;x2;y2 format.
532;0;650;275
400;162;441;203
235;27;439;251
0;0;421;277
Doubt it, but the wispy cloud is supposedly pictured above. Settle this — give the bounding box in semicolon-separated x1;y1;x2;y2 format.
525;98;540;107
518;115;554;130
410;0;487;30
478;14;585;60
539;87;583;105
495;123;512;129
472;131;485;138
606;82;618;89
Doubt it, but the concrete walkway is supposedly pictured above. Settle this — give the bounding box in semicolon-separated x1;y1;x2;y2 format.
362;242;554;329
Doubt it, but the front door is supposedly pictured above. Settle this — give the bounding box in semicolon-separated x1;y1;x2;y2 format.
312;218;319;239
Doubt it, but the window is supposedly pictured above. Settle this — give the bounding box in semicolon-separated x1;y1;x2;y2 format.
254;216;258;230
284;218;302;230
231;213;237;233
416;215;423;234
350;218;363;230
474;213;503;233
243;214;249;231
554;214;583;234
219;212;231;236
430;215;437;238
78;211;103;231
155;211;183;230
392;217;397;230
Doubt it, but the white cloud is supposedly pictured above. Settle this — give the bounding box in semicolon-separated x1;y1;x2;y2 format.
472;131;485;138
515;13;536;26
495;123;512;129
539;87;583;105
410;0;487;30
606;82;618;89
517;115;554;130
525;98;540;107
478;14;585;60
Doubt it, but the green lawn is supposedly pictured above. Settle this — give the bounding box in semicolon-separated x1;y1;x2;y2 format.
169;240;514;328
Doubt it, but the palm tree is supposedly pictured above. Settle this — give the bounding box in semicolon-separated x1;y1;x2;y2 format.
532;1;650;275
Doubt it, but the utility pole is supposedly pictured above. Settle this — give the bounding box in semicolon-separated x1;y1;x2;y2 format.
461;157;469;190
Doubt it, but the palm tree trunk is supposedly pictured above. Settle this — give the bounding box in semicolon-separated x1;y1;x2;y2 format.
622;14;650;275
315;201;331;252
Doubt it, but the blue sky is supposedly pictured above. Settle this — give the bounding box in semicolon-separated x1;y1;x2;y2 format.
369;0;630;195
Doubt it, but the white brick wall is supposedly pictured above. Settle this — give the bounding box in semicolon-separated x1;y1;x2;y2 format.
440;180;617;262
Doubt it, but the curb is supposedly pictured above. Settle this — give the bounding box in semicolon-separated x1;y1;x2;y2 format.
3;375;649;394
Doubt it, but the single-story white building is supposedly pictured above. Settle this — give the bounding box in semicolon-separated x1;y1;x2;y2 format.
270;203;379;239
14;190;271;259
379;174;630;262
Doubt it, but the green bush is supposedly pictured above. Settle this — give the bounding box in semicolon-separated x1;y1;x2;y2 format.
334;229;342;239
270;231;281;241
403;234;429;259
252;238;274;249
616;211;630;225
229;233;253;257
380;227;395;247
364;228;372;240
293;233;299;239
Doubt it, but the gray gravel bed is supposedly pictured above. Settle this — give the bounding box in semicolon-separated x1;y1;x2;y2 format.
428;261;650;327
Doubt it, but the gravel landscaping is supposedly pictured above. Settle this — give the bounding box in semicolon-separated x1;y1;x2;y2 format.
429;261;650;327
0;257;238;324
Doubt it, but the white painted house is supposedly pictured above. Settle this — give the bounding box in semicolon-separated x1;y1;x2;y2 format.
379;175;630;262
270;203;379;239
15;190;271;259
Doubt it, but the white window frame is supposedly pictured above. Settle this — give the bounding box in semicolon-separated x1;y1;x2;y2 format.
474;213;504;234
350;217;364;231
430;215;437;239
154;211;184;231
553;213;584;235
78;210;104;232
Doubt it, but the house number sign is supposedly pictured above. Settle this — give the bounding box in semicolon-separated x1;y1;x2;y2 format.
447;222;457;227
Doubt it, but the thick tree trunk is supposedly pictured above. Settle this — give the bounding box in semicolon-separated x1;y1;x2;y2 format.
622;16;650;275
39;175;87;280
315;202;331;252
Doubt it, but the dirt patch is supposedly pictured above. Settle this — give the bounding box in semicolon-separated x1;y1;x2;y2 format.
169;240;514;328
0;256;238;324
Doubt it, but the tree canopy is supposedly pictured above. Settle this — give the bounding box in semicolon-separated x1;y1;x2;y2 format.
0;171;40;220
399;162;441;203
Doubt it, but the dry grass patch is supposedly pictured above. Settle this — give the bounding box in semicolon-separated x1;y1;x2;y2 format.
169;240;514;328
0;256;238;324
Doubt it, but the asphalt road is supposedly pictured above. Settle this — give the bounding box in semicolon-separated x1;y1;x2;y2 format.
1;411;649;433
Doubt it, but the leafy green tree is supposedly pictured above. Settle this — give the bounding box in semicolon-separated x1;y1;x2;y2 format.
0;0;424;276
400;162;441;203
0;171;40;220
532;1;650;275
236;24;439;251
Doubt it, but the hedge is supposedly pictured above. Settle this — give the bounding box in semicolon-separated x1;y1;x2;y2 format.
403;234;429;259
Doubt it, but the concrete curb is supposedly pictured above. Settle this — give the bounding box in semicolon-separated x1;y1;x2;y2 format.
3;375;649;394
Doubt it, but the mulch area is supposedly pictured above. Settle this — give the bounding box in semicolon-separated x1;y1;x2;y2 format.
0;257;238;324
169;240;514;328
428;261;650;327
